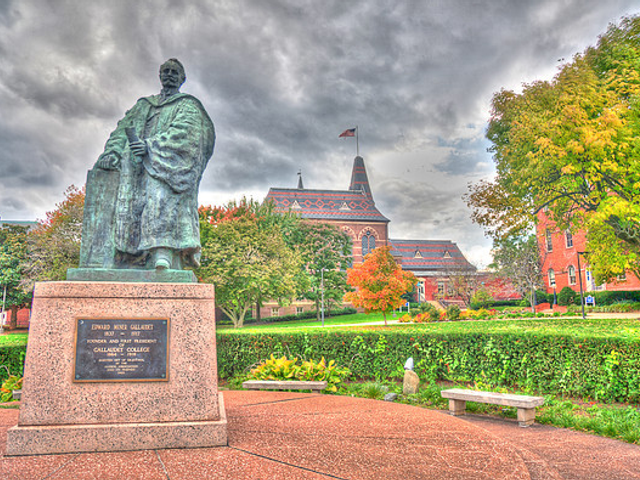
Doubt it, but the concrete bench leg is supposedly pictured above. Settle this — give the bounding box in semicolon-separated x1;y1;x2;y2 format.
517;408;536;427
448;399;466;416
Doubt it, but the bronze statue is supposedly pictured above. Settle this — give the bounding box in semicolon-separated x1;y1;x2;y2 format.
78;59;215;275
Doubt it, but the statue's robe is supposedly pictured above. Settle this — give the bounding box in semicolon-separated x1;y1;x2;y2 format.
80;93;215;269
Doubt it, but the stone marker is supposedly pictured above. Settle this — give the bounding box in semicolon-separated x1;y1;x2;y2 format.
384;392;398;402
403;369;420;395
7;60;226;456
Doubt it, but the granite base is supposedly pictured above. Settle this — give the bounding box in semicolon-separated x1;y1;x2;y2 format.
66;267;197;283
6;281;226;455
7;394;227;456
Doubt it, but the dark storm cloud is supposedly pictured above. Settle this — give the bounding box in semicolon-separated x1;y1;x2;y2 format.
1;0;639;266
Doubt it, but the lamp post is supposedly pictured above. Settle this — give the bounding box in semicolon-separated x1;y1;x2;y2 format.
320;268;325;327
577;252;586;320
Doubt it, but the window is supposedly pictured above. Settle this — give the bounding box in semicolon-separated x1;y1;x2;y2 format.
548;269;556;287
568;265;577;285
437;281;445;296
545;229;553;252
617;272;627;281
361;232;376;257
270;308;280;317
565;230;573;248
296;307;304;314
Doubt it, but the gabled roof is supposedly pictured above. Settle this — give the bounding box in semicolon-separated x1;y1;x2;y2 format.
266;156;389;223
266;188;390;222
389;239;476;273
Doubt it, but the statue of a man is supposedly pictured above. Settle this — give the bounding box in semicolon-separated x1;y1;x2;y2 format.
79;59;215;272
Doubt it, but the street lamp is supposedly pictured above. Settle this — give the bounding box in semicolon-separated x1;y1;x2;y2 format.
576;252;587;320
320;268;325;327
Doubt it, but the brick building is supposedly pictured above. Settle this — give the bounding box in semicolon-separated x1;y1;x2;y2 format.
537;210;640;295
265;156;477;315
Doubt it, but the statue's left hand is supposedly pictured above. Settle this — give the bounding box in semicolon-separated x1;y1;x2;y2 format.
130;140;148;157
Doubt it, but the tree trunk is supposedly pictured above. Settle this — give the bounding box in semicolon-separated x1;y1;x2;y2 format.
255;300;261;322
10;305;18;330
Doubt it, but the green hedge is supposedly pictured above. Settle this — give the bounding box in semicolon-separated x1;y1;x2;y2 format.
5;327;640;403
0;345;26;382
217;329;640;403
585;290;640;306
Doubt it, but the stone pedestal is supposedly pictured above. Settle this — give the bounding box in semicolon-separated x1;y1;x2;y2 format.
6;281;227;456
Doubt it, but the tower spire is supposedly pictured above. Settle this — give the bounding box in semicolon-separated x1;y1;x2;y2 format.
349;156;372;198
297;170;304;189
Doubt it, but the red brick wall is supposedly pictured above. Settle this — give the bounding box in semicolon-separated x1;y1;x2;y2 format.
306;219;389;264
537;211;640;293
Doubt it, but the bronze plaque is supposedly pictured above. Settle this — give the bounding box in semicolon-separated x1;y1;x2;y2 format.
74;318;169;382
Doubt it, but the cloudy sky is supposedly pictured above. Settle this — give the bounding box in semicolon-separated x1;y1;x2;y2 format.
2;0;639;267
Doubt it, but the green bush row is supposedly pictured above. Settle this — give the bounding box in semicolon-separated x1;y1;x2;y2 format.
217;329;640;403
0;346;26;382
5;328;640;403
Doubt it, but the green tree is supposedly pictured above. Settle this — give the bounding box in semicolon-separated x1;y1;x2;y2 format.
490;235;543;312
198;199;303;328
465;16;640;282
344;246;417;325
22;186;84;288
0;224;32;329
289;221;352;321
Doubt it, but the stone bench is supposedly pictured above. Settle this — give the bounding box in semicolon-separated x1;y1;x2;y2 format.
441;388;545;427
242;380;328;394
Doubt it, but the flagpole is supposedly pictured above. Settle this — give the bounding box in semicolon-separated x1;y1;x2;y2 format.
356;125;359;156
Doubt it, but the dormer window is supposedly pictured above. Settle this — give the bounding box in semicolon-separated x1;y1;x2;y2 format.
443;250;452;259
414;250;423;258
291;200;301;210
339;202;350;211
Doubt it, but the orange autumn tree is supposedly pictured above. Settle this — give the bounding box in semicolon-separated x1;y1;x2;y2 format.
344;246;417;325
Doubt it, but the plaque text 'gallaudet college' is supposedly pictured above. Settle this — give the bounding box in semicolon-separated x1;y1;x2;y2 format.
74;319;169;382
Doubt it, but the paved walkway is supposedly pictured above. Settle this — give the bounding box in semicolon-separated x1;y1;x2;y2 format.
1;391;639;479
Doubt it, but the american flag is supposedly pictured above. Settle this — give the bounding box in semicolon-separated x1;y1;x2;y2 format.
339;128;356;138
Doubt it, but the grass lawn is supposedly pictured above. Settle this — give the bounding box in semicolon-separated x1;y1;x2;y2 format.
217;312;393;330
0;332;28;347
219;313;640;341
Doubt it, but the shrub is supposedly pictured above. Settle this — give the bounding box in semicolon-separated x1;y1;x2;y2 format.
0;368;23;403
419;303;440;322
470;289;493;309
446;305;461;321
0;345;26;382
247;355;350;392
558;287;578;306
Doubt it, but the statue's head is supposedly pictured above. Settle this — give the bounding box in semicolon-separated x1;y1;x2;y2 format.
159;58;186;90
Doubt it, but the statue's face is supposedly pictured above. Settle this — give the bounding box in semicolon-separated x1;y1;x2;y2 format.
159;62;185;89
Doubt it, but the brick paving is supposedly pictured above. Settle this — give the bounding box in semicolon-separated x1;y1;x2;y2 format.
0;391;638;479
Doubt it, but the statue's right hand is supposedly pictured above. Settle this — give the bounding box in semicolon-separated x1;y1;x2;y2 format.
96;155;120;170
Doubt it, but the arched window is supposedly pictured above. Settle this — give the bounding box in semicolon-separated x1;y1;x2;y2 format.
548;269;556;287
361;232;376;258
568;265;577;285
545;229;553;252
